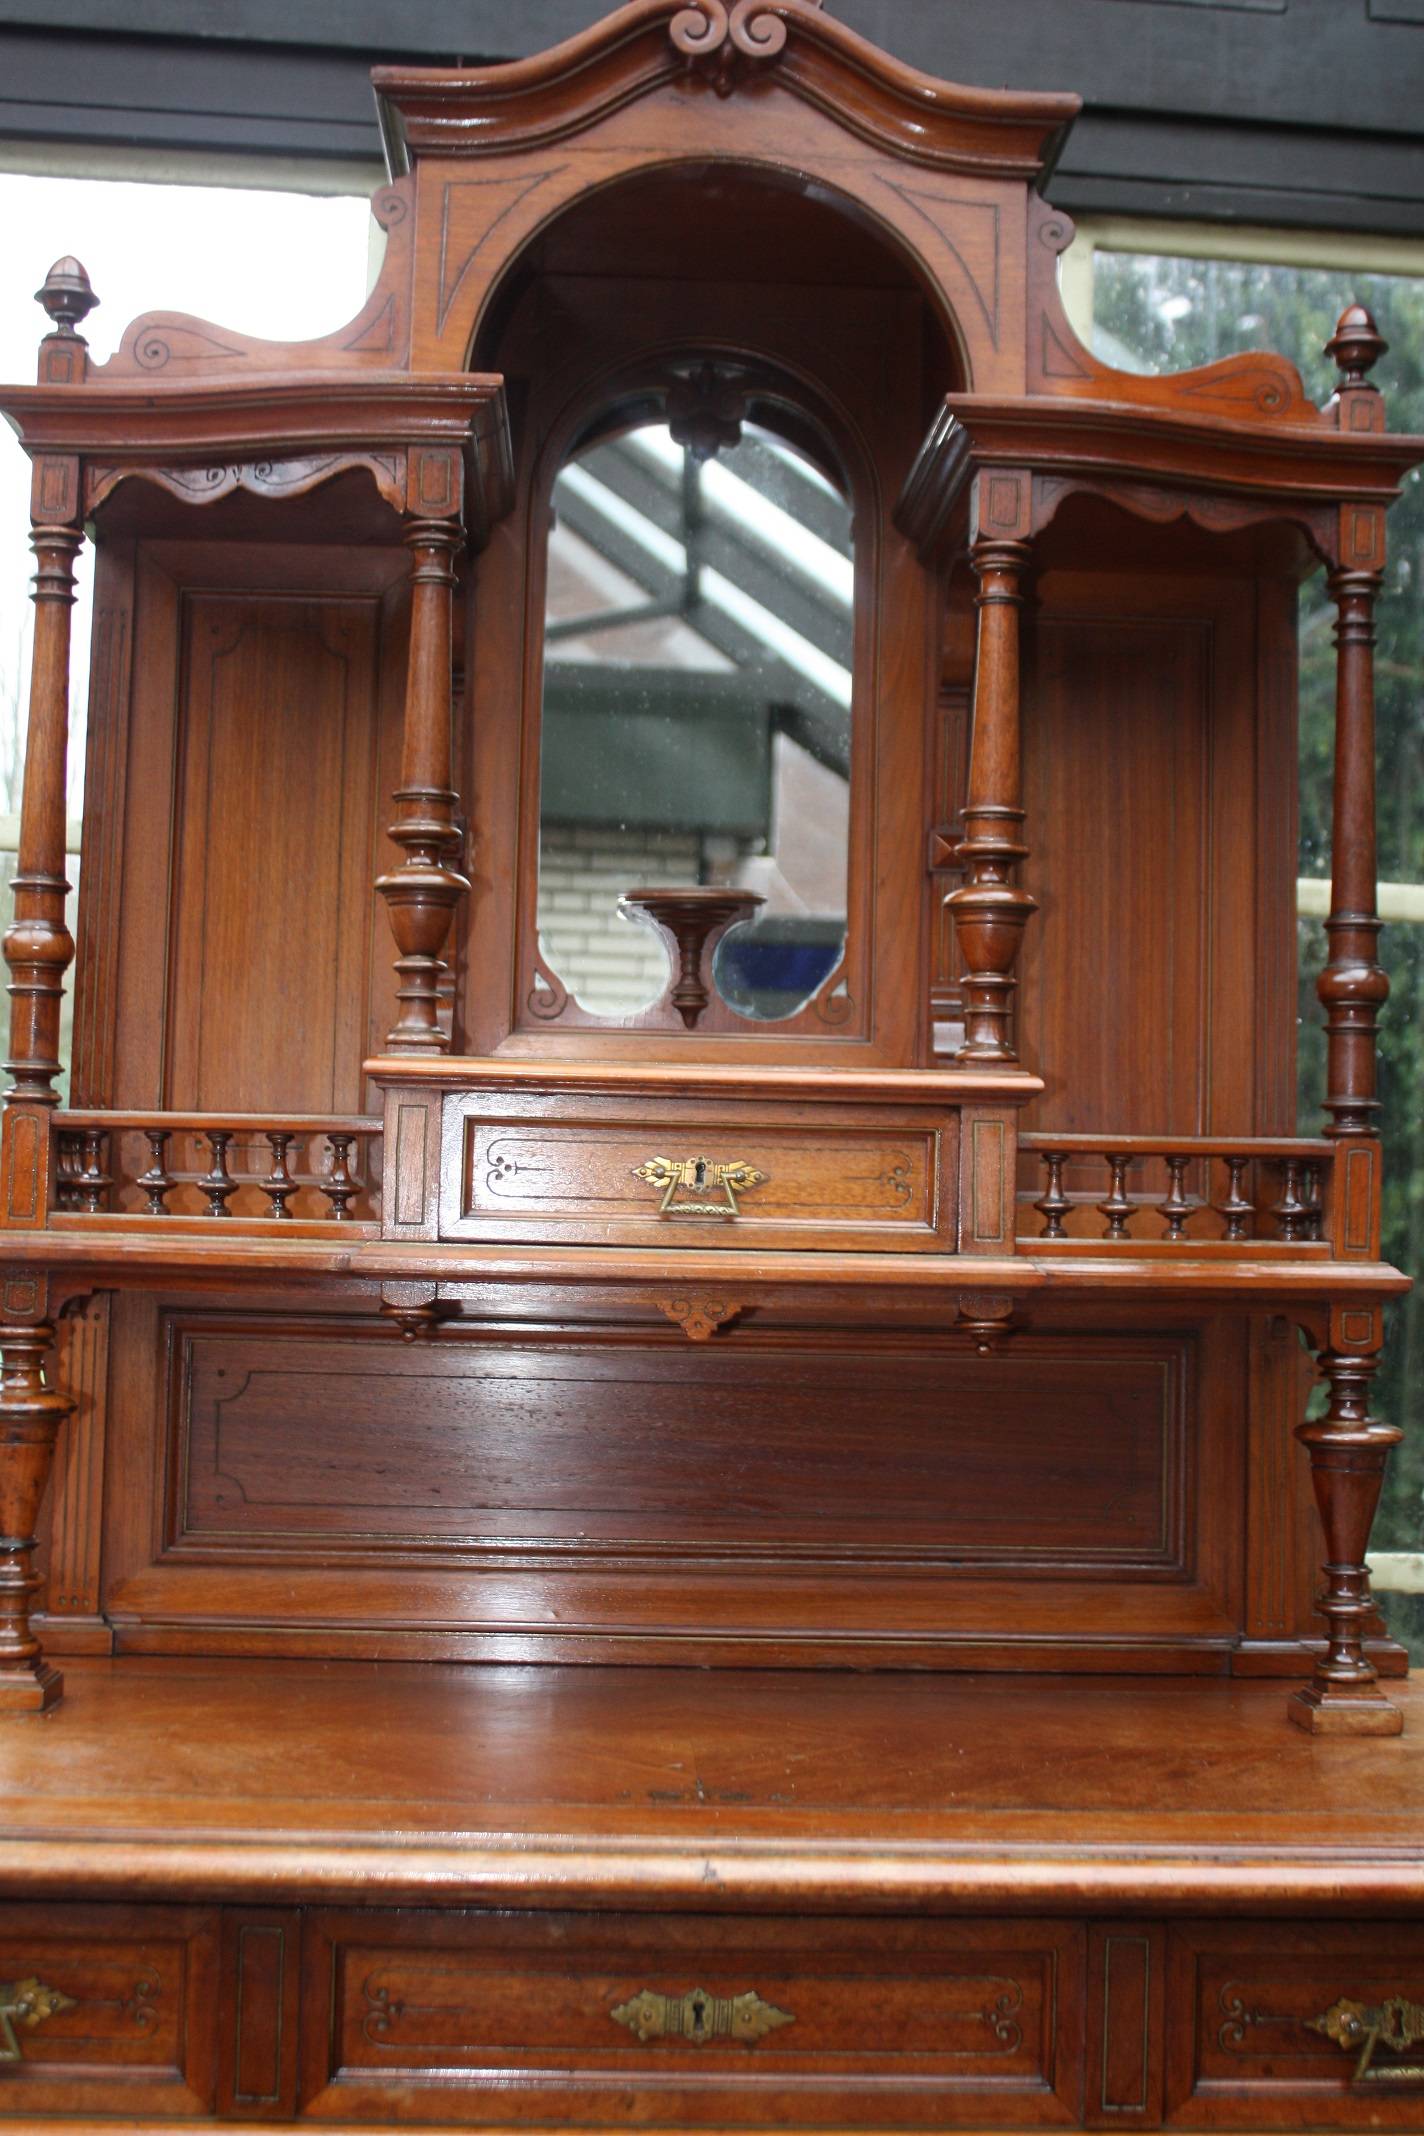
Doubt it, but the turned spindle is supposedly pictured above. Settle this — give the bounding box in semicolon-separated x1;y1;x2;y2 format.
1215;1154;1253;1242
0;1318;73;1711
1033;1151;1070;1239
376;516;469;1051
1157;1153;1194;1241
4;517;81;1105
1291;1345;1403;1735
75;1128;111;1215
137;1129;174;1215
947;520;1038;1065
321;1133;358;1221
198;1130;237;1217
262;1130;298;1219
1097;1153;1134;1240
1317;307;1388;1141
1273;1158;1309;1242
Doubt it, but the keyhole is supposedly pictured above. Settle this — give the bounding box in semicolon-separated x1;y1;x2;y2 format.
693;1158;708;1190
690;1993;709;2036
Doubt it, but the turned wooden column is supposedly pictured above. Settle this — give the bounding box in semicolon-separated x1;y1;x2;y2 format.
948;498;1037;1064
1291;1342;1402;1735
376;514;469;1050
1319;307;1389;1139
0;1315;74;1712
1318;565;1386;1137
4;516;80;1109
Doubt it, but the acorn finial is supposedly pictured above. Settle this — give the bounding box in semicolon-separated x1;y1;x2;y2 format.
34;256;98;337
1325;302;1386;389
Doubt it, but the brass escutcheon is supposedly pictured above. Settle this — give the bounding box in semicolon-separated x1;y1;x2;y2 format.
632;1155;766;1218
611;1986;794;2045
0;1976;76;2062
1311;1996;1424;2084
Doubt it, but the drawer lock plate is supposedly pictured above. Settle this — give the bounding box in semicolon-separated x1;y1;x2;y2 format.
633;1155;767;1218
1312;1996;1424;2085
0;1976;77;2063
612;1985;794;2046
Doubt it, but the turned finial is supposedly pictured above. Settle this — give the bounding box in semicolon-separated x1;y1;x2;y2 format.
34;256;98;338
1325;302;1386;389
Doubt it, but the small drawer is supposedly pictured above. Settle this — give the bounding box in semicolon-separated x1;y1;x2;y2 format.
1166;1922;1424;2127
439;1089;957;1251
301;1909;1082;2126
0;1901;218;2119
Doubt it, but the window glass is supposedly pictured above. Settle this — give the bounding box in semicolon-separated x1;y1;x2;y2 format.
0;170;372;1090
1091;249;1424;1637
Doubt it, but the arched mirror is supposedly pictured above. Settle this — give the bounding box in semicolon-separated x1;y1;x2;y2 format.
535;370;853;1028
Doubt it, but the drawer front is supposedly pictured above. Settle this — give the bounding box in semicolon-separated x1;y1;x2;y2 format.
1166;1922;1424;2127
0;1901;218;2118
302;1910;1082;2126
442;1097;954;1251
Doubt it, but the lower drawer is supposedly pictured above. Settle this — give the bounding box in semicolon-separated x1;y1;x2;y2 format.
1166;1922;1424;2127
301;1910;1083;2126
0;1901;218;2117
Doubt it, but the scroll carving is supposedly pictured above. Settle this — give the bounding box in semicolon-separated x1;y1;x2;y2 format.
657;1296;746;1342
84;451;406;516
670;0;822;92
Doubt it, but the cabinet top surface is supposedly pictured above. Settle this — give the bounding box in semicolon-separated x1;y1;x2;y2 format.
1;1659;1420;1912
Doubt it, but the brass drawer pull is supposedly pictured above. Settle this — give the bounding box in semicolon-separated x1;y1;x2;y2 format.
0;1976;76;2062
612;1986;794;2046
1311;1996;1424;2084
633;1155;766;1218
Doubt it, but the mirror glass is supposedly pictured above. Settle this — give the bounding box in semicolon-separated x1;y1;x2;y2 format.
537;400;853;1022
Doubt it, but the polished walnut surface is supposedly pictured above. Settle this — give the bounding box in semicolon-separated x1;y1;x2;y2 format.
3;1658;1421;1908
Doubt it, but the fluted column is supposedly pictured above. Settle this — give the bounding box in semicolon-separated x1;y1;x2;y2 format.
947;531;1037;1063
376;517;469;1050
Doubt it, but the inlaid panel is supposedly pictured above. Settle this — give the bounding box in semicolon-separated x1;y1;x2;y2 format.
302;1911;1083;2126
0;1901;218;2116
171;1321;1188;1571
1165;1923;1424;2127
457;1116;942;1246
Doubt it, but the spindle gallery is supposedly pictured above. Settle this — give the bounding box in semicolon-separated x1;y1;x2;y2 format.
0;3;1421;2126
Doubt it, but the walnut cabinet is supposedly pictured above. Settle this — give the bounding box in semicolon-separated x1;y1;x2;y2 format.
1;1;1422;2126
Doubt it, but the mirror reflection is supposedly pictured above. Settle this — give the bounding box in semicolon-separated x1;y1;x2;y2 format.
537;388;852;1024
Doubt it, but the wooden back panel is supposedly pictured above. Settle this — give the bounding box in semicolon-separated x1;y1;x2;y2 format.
73;539;410;1113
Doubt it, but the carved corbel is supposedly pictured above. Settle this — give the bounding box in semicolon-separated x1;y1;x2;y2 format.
379;1281;461;1342
954;1292;1019;1355
657;1295;747;1342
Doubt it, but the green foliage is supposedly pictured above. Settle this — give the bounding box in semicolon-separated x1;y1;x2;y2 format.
1093;252;1424;1624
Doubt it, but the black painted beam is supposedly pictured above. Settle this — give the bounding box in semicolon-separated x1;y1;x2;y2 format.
0;1;1418;234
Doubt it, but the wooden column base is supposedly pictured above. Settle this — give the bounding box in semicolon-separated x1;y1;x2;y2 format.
1288;1681;1402;1736
0;1658;62;1713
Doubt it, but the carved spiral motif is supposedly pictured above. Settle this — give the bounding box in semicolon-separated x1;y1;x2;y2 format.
527;962;569;1020
1037;214;1073;253
1254;376;1287;412
670;0;730;52
730;1;788;57
375;188;408;227
134;333;172;371
670;0;790;62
